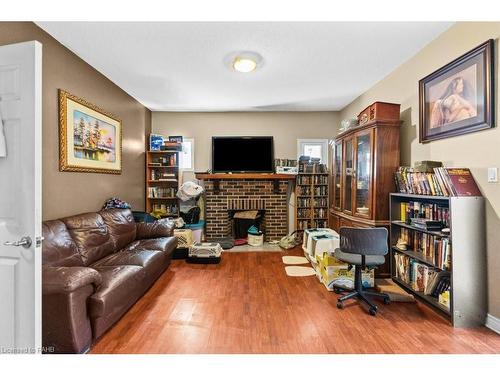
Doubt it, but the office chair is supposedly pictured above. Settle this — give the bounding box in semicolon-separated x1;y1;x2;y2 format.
334;227;390;316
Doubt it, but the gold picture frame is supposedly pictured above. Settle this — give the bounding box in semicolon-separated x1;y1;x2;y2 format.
59;89;122;174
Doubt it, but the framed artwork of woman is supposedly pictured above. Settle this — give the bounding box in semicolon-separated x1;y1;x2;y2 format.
419;39;494;143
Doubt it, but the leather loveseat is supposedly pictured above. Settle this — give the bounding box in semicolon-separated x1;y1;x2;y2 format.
41;208;177;353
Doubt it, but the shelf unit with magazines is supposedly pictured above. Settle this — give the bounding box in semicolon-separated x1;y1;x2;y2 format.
389;193;486;327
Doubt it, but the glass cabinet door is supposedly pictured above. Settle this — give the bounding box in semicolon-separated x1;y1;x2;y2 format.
343;137;354;214
333;141;342;210
354;130;373;217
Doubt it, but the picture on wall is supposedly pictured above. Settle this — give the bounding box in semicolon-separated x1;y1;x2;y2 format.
419;39;494;143
59;89;122;173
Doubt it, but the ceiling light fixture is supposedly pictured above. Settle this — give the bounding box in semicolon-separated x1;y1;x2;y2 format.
225;51;263;73
233;57;257;73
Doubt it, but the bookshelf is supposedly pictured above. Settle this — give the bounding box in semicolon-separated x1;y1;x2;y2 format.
295;171;329;235
389;193;486;327
145;150;181;218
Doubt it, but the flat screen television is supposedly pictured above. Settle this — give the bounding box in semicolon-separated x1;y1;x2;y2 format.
212;136;274;173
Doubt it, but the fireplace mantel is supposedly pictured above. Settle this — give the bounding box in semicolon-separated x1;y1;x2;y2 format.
195;173;295;194
195;173;296;180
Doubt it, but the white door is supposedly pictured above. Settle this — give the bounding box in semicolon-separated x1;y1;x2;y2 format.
0;41;42;354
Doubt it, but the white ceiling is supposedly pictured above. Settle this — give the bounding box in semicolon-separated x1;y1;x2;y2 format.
37;22;452;112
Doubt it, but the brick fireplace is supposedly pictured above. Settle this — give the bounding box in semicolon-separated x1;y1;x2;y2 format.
196;174;295;242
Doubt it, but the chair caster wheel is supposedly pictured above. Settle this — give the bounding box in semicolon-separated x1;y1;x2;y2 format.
336;301;344;309
369;307;377;316
383;297;391;305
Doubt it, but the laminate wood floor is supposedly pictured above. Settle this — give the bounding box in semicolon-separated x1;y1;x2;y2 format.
91;248;500;354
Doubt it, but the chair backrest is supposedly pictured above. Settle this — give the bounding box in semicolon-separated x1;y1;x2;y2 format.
339;227;388;256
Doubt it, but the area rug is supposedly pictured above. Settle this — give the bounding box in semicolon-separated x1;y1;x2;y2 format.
285;266;316;277
282;256;309;265
375;278;416;302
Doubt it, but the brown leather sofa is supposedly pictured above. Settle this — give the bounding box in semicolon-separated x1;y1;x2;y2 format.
41;208;177;353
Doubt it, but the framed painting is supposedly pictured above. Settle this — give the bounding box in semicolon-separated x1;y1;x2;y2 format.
59;90;122;174
419;39;494;143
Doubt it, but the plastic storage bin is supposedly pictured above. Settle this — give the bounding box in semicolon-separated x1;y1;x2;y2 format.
184;219;205;243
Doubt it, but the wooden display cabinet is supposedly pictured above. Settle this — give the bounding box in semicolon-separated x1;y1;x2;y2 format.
329;112;401;277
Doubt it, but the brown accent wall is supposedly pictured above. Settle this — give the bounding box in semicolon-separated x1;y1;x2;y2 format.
0;22;150;220
340;22;500;319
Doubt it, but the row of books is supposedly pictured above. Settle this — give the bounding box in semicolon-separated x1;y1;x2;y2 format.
150;170;177;182
297;197;328;208
297;207;328;218
397;228;451;270
297;219;328;230
394;167;481;197
394;253;451;301
297;186;328;196
150;154;178;167
298;157;327;174
399;201;450;227
297;175;328;185
147;187;177;198
434;167;482;197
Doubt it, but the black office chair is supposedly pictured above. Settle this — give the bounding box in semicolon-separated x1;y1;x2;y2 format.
334;227;390;316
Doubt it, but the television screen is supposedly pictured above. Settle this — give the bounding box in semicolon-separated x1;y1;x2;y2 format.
212;136;274;173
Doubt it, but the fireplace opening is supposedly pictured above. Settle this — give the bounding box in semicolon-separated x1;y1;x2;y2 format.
229;210;265;240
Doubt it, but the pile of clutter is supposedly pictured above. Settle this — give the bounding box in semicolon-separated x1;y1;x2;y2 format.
302;228;374;291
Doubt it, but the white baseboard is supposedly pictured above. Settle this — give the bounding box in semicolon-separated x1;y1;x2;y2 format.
485;314;500;334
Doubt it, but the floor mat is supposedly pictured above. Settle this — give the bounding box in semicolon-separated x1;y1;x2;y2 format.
285;266;316;277
282;256;309;265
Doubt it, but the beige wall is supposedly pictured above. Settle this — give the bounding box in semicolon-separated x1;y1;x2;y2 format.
340;22;500;319
152;111;339;181
0;22;150;220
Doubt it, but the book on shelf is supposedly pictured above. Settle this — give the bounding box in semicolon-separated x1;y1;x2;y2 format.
399;201;450;228
395;166;482;197
397;227;451;270
410;218;443;230
435;167;482;197
393;252;451;299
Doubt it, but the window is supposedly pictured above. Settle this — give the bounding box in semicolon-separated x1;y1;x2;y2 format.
179;138;194;170
297;139;329;163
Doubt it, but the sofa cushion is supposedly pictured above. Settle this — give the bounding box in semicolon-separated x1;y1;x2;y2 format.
91;249;167;282
136;220;174;240
88;265;145;318
62;212;115;266
42;220;84;267
99;208;137;250
124;237;177;256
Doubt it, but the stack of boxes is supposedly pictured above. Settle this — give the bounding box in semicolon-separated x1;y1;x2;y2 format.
302;228;375;291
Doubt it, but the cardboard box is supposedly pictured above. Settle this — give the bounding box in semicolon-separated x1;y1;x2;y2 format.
318;252;375;291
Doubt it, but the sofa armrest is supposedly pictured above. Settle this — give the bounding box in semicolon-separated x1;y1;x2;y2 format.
136;220;174;240
43;266;102;294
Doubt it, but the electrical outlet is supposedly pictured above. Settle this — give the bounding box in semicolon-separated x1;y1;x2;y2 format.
488;167;498;183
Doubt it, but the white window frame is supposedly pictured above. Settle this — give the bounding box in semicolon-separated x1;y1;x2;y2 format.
297;139;329;164
179;138;195;171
